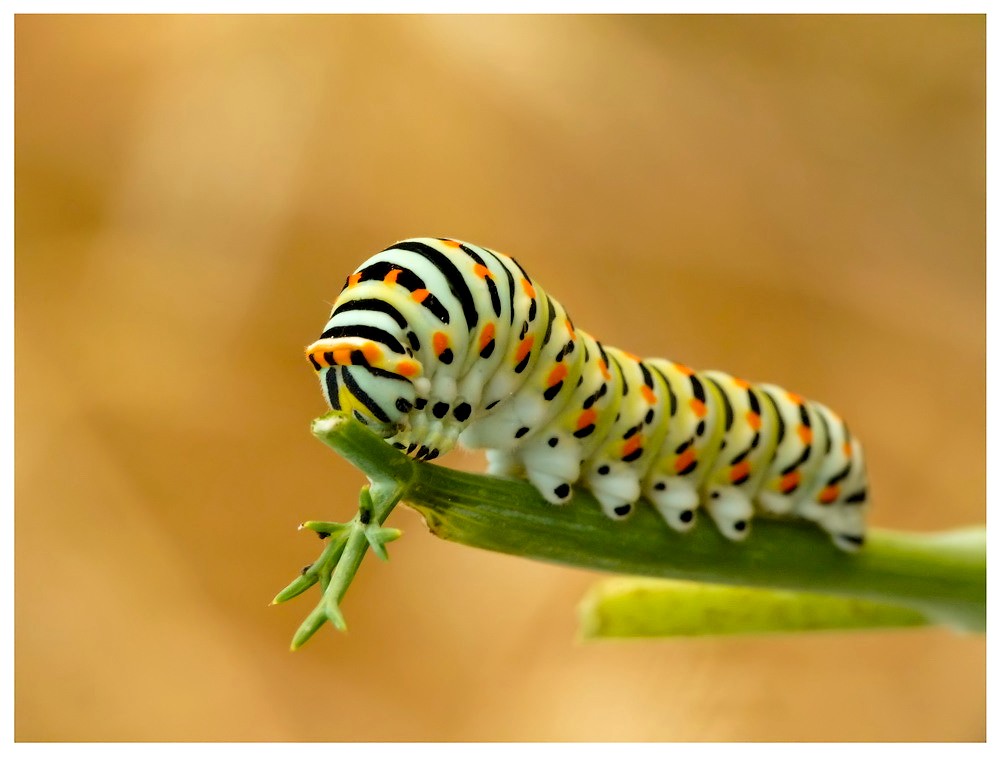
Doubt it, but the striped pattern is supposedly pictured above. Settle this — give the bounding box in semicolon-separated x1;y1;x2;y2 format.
306;237;869;552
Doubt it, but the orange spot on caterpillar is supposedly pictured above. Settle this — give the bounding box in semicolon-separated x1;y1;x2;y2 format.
515;335;535;364
675;363;695;376
787;391;803;405
305;342;331;366
746;411;761;430
641;385;656;404
622;351;641;362
843;441;852;458
440;239;462;248
396;360;420;377
819;485;839;504
473;263;493;279
780;470;801;494
598;359;611;381
729;460;751;483
576;408;597;430
689;398;707;418
546;364;568;387
622;435;642;458
478;323;495;351
333;348;353;366
521;278;536;298
433;331;449;357
565;318;575;338
348;272;362;287
798;425;813;445
673;448;696;473
411;289;430;303
383;268;401;285
361;342;382;364
732;377;751;389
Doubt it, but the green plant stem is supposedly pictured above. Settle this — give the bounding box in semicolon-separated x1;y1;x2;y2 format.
275;414;985;647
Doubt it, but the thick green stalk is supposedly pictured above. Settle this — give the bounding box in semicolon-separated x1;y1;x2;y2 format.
273;414;985;647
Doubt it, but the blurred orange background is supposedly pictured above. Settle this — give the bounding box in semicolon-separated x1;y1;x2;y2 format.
15;14;984;742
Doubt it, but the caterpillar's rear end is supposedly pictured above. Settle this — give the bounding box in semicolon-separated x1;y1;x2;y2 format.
306;237;870;551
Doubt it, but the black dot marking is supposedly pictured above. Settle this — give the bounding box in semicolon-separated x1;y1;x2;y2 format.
598;465;610;475
696;420;705;436
392;442;406;449
677;459;698;476
439;348;454;365
613;504;632;517
415;398;427;410
515;426;529;438
316;531;330;539
615;413;620;422
750;433;760;449
710;491;720;499
301;564;312;575
679;510;693;523
577;376;583;386
359;509;371;525
514;354;531;373
485;400;500;410
407;332;420;351
654;482;666;491
733;520;747;532
554;483;570;499
396;398;412;413
520;322;529;339
543;382;563;401
720;440;727;450
548;437;558;447
622;447;643;463
528;299;537;321
453;402;472;422
432;402;449;419
480;340;495;359
645;410;654;424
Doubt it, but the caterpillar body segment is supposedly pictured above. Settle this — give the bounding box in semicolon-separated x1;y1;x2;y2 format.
306;237;870;550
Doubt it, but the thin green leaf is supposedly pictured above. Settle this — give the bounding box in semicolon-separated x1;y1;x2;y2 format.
578;578;931;639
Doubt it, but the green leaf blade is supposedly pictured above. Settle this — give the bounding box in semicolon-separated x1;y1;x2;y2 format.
578;578;932;640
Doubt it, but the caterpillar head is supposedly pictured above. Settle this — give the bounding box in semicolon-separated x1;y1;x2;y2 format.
305;337;421;437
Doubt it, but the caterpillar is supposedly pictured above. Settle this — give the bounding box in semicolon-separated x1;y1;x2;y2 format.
306;237;869;551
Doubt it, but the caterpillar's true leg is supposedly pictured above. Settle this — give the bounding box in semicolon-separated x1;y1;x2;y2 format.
645;478;700;532
704;485;754;541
